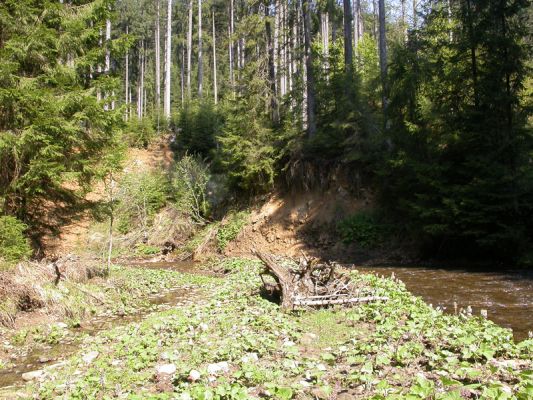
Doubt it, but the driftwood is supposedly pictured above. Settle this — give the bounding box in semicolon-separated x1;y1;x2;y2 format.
253;250;388;310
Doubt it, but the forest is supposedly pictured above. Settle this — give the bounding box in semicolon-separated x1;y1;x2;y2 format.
0;0;533;398
1;0;532;265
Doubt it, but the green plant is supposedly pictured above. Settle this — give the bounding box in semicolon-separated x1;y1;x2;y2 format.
338;212;388;249
134;243;160;256
216;212;249;251
115;171;169;234
123;117;157;148
0;216;32;262
171;155;211;223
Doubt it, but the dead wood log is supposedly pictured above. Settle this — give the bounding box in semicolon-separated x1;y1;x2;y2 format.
294;296;389;306
253;250;388;310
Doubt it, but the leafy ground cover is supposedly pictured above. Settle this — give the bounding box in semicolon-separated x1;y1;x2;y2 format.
0;265;212;373
11;258;532;399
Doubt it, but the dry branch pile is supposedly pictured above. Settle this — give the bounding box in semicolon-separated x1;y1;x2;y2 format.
253;251;388;310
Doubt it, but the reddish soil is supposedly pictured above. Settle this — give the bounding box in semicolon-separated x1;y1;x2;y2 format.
224;188;373;262
42;138;175;256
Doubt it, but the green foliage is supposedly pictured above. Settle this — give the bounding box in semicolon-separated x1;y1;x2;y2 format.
123;117;156;148
382;0;533;261
115;171;169;234
134;243;160;256
216;211;249;251
0;216;32;262
338;212;389;249
170;155;210;223
173;101;223;158
0;0;123;235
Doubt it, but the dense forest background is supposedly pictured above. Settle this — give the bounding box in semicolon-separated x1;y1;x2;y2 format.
1;0;532;264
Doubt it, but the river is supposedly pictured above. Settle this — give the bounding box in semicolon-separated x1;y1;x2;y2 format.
355;265;533;341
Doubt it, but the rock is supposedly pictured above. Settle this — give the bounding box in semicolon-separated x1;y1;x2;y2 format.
38;356;52;363
22;370;44;381
82;351;99;364
241;353;259;363
282;340;296;347
188;369;201;381
156;364;176;375
56;322;68;329
207;361;230;375
299;380;311;388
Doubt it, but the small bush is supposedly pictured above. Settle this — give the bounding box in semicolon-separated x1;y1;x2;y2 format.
123;118;156;148
338;212;389;249
173;100;222;158
216;211;249;251
170;155;210;223
115;171;169;234
0;216;32;262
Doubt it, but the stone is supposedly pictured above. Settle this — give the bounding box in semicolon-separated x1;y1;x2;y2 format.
241;353;259;363
156;364;176;375
82;351;99;364
38;356;52;363
21;370;44;381
207;361;229;375
56;322;68;329
188;369;201;381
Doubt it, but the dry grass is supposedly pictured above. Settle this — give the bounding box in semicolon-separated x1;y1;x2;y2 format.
0;256;107;328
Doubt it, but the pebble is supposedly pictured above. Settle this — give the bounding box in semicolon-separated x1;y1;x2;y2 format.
56;322;68;329
21;370;44;381
38;356;52;363
188;369;201;381
156;363;176;375
241;353;259;363
82;351;99;364
207;361;229;375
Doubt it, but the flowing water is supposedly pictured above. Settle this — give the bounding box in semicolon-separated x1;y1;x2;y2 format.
0;261;207;392
355;265;533;341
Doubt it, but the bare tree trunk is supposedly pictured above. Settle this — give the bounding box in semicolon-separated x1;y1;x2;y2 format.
164;0;172;118
266;2;280;123
155;0;161;118
187;0;193;98
125;25;129;121
280;0;287;96
212;10;218;104
412;0;417;29
229;0;235;94
372;0;378;39
197;0;203;98
378;0;388;116
274;0;279;97
302;0;316;138
321;11;329;77
181;46;185;104
343;0;353;73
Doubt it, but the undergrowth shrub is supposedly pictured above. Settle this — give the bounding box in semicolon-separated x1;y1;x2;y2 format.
171;155;210;223
115;171;169;234
173;100;222;158
123;117;157;148
216;211;249;251
0;216;32;263
338;212;389;249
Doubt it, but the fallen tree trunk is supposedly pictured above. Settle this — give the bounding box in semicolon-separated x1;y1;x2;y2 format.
253;250;388;310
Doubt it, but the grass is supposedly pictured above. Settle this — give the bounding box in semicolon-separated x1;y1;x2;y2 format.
12;257;532;400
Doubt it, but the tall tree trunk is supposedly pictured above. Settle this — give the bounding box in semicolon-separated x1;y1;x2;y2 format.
229;0;235;94
302;0;316;138
187;0;193;98
181;46;185;104
412;0;417;29
321;11;329;77
274;0;279;96
164;0;172;118
343;0;353;73
197;0;203;98
372;0;378;39
125;25;129;121
266;2;280;123
155;0;161;117
212;10;218;104
378;0;388;117
465;0;479;108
